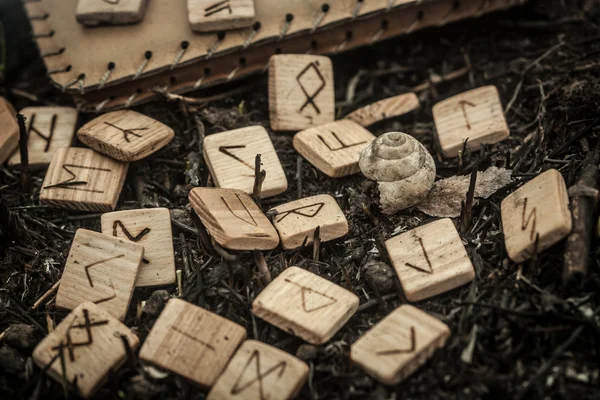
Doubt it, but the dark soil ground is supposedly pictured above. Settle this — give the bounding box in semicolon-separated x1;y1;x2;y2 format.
2;0;600;399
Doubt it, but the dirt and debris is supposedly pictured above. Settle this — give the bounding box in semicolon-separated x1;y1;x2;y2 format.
1;0;600;399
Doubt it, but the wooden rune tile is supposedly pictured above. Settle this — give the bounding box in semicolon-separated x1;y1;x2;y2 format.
345;93;421;127
188;0;255;32
432;86;509;157
268;194;348;250
293;120;375;177
40;147;128;212
139;298;247;389
207;340;309;400
56;229;143;321
76;0;149;26
385;218;475;302
9;107;78;168
77;110;174;162
501;169;572;263
252;267;359;345
203;126;287;198
0;97;19;164
101;208;176;287
269;54;335;132
32;302;139;398
189;187;279;250
350;305;450;385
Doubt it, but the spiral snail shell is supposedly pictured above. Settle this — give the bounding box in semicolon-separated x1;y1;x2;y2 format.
359;132;436;214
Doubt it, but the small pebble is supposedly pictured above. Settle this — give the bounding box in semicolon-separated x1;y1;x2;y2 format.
296;344;320;361
142;290;170;317
364;260;395;294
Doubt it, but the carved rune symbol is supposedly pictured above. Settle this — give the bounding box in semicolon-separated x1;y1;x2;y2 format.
275;202;325;223
171;316;216;352
456;100;476;130
284;278;337;313
230;350;287;400
218;145;255;177
376;327;416;356
28;113;56;152
405;237;433;274
104;122;148;143
84;254;124;305
113;221;151;263
204;0;232;17
521;197;537;241
45;309;109;370
318;131;367;152
222;194;258;227
297;62;326;115
43;164;111;193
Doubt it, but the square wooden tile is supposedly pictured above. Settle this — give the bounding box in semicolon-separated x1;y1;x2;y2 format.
203;126;287;198
0;97;19;164
501;169;572;262
40;147;129;212
187;0;255;32
350;305;450;385
345;93;421;127
9;107;78;168
77;110;174;162
189;187;279;250
432;86;509;157
139;298;247;389
269;194;348;250
56;229;143;321
32;302;139;398
252;266;359;344
207;340;309;400
101;208;176;287
385;218;475;302
293;120;375;177
269;54;335;132
76;0;149;26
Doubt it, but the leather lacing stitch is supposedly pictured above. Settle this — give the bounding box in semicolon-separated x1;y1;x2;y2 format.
170;41;189;70
351;0;364;20
243;22;261;49
406;10;424;33
48;64;71;75
41;47;64;58
371;19;388;43
65;73;85;94
194;68;211;89
125;90;141;108
95;98;110;113
335;30;353;53
311;4;330;33
28;12;48;20
227;57;246;81
279;14;294;39
440;0;460;26
207;32;225;59
133;51;152;79
98;62;115;89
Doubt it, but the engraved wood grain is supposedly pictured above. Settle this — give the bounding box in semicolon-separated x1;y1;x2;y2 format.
101;208;176;287
40;147;128;212
76;0;149;26
500;169;572;262
385;218;475;302
0;97;19;164
269;55;335;132
293;120;375;177
207;340;309;400
56;229;143;321
345;93;421;127
203;126;288;198
252;266;359;344
432;85;509;157
189;187;280;250
77;110;174;161
268;194;348;249
350;305;450;385
139;298;247;389
188;0;255;32
9;107;78;168
33;302;139;398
